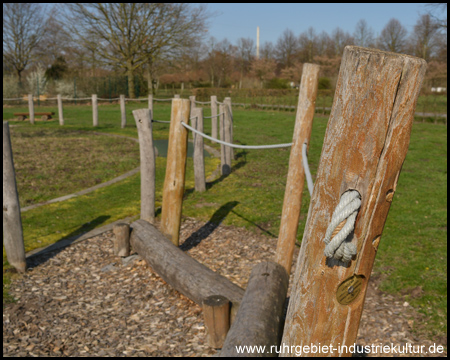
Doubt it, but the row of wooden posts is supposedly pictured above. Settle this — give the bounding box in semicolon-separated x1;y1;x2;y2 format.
3;46;426;356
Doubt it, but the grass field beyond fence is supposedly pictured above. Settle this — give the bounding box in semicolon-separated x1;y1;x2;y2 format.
2;100;447;341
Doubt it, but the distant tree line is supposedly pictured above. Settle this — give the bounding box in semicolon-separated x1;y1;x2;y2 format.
3;3;447;97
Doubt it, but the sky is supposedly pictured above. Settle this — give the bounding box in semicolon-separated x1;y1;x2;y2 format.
203;3;429;45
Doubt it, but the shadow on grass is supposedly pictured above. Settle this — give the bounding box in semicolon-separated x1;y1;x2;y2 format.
180;201;239;251
26;215;111;269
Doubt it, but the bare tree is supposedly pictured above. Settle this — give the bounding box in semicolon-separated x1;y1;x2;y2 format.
331;27;354;56
3;3;47;79
275;29;299;68
379;18;408;53
425;3;447;30
298;27;318;62
64;3;209;98
410;14;440;61
353;19;375;48
260;41;276;60
236;37;255;88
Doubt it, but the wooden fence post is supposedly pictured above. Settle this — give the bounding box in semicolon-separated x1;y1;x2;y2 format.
192;107;206;192
120;95;126;128
281;46;427;356
275;63;320;275
57;94;64;126
219;104;231;175
160;99;190;246
148;94;153;115
3;121;27;273
92;94;98;127
132;109;156;224
174;94;181;99
224;97;234;160
28;94;35;124
211;95;218;139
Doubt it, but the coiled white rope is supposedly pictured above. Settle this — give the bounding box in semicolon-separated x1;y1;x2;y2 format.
323;190;361;263
181;121;293;149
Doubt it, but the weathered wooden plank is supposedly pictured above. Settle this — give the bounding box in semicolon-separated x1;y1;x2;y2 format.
203;295;230;349
160;99;190;246
224;97;234;160
211;95;218;139
92;94;98;127
130;219;244;318
120;95;126;128
132;109;156;223
57;94;64;125
219;261;289;357
281;46;427;356
3;121;27;273
275;63;320;275
113;223;130;257
28;94;35;124
148;94;153;114
192;107;206;192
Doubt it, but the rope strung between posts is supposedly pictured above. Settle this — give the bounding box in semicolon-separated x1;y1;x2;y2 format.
3;98;24;101
204;112;225;119
302;143;314;197
152;120;171;124
181;120;293;149
323;190;361;263
194;100;212;105
153;98;172;102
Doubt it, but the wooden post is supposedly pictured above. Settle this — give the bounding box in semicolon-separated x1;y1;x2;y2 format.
224;97;234;160
189;95;196;113
219;104;231;175
120;94;126;128
203;295;230;349
57;94;64;125
28;94;35;124
192;107;206;192
211;95;218;139
148;94;153;115
160;98;190;246
132;109;156;224
281;47;427;356
3;122;27;273
92;94;98;127
174;94;180;99
113;223;130;256
220;261;289;356
275;63;320;275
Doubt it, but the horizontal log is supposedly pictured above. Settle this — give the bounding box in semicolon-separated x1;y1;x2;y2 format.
219;261;289;357
130;219;244;320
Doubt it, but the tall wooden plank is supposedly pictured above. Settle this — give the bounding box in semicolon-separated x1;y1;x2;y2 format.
3;122;27;273
192;107;206;192
160;99;190;245
132;109;156;223
28;94;35;124
275;63;320;275
281;47;427;356
219;104;231;175
120;95;126;128
57;94;64;125
224;97;234;160
148;94;153;115
211;95;218;139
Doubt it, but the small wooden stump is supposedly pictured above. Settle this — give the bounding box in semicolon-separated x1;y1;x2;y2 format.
203;295;230;349
113;223;130;257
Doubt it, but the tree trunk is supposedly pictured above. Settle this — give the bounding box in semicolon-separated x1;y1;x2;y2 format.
127;66;135;99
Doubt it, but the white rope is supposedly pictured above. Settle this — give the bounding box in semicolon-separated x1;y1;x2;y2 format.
152;120;171;124
124;98;147;101
153;98;172;102
3;98;25;101
323;190;361;263
181;121;292;150
97;97;120;101
216;101;225;105
302;143;314;196
195;100;211;105
204;112;225;119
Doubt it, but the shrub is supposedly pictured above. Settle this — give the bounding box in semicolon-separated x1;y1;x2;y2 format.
318;77;332;90
3;76;22;98
265;78;290;89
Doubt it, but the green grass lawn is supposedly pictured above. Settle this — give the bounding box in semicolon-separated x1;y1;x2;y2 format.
3;101;447;339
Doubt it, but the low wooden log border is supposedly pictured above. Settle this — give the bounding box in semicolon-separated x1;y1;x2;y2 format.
219;261;289;357
130;219;244;322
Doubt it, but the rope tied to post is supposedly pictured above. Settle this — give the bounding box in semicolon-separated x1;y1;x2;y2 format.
323;190;361;263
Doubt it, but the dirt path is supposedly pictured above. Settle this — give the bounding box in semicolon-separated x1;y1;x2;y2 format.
3;218;446;357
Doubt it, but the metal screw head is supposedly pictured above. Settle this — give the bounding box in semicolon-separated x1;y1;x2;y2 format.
348;285;354;294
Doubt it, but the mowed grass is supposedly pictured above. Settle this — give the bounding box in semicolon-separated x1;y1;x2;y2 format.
2;101;447;339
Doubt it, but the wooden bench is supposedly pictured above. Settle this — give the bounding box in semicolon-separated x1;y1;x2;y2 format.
14;112;55;121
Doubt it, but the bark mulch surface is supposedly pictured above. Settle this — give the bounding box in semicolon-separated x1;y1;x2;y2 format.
3;218;446;357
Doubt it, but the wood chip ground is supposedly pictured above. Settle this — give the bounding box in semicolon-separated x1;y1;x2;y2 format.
3;218;446;357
